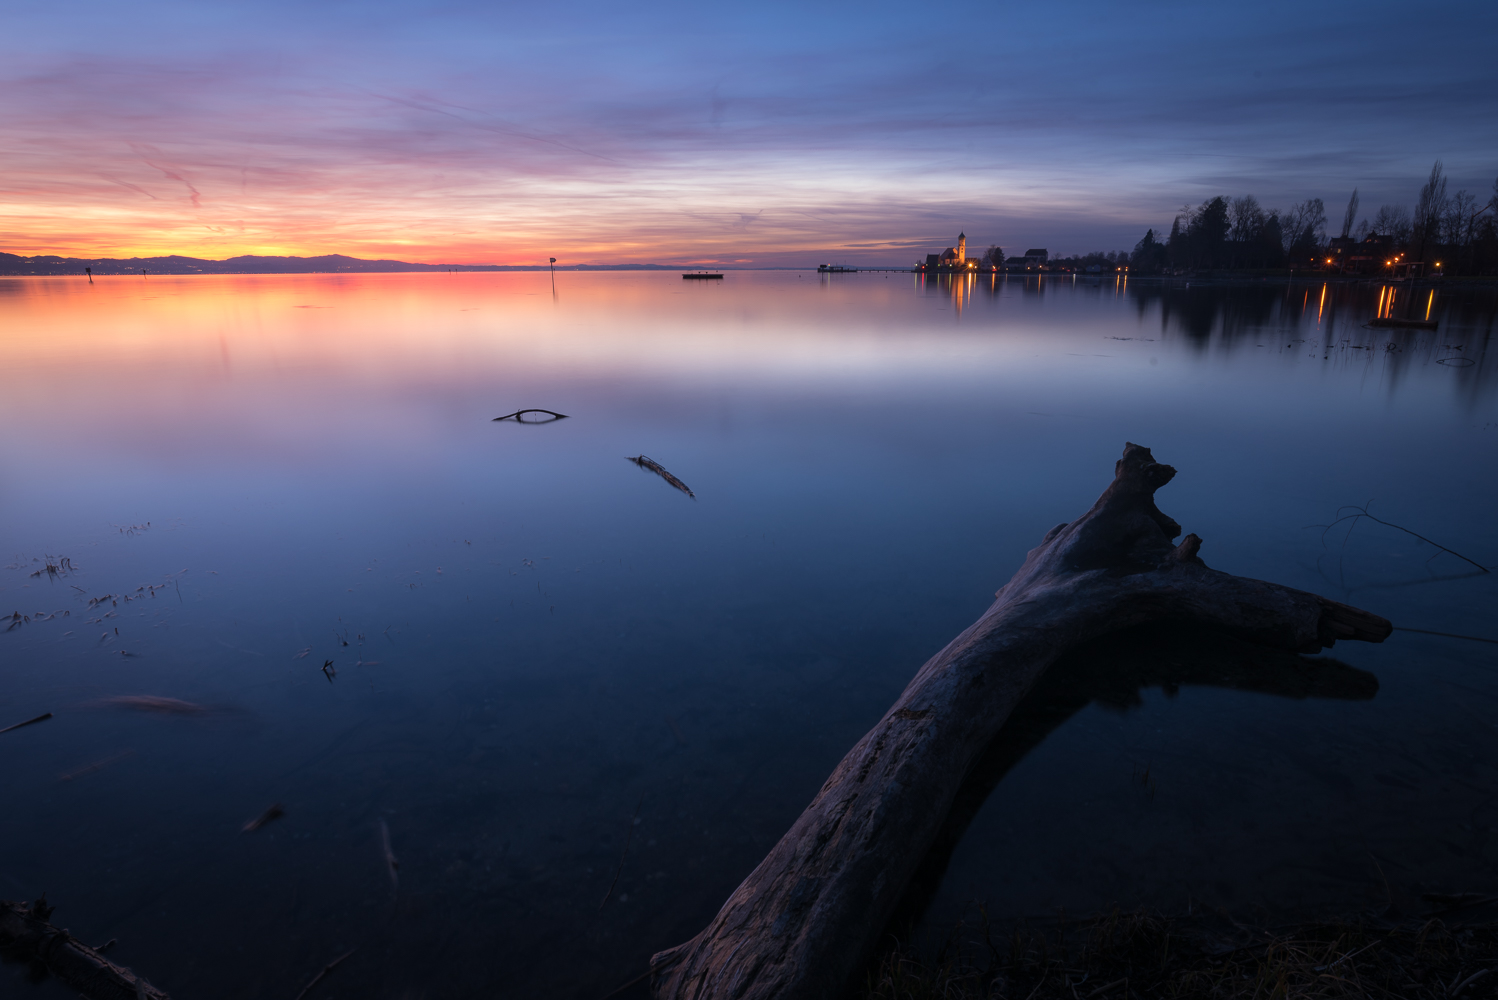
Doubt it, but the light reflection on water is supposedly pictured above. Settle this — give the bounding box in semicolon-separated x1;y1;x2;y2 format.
1;272;1495;998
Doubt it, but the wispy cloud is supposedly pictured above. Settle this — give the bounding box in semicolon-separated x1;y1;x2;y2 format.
1;0;1494;263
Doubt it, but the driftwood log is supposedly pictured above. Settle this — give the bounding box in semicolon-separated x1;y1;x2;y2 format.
0;897;170;999
650;443;1392;1000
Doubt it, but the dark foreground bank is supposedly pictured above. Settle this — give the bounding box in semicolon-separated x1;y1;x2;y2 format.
864;906;1498;1000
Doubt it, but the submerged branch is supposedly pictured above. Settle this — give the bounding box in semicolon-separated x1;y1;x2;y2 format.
0;897;171;999
1315;503;1489;574
628;455;695;498
492;409;568;423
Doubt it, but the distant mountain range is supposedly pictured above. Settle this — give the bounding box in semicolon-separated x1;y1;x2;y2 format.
0;253;679;276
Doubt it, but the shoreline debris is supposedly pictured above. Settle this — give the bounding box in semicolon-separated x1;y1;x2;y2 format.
627;455;695;498
0;712;53;734
242;803;285;833
492;409;568;423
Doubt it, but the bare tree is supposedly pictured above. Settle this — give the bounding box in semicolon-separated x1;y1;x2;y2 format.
1229;195;1265;243
1445;191;1476;246
1340;188;1359;238
1413;160;1448;261
1371;204;1411;244
1281;198;1326;259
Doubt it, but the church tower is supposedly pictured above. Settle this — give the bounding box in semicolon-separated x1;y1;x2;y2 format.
957;232;966;263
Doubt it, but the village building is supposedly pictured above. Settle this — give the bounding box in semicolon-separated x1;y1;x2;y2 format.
1327;233;1395;274
1004;249;1049;270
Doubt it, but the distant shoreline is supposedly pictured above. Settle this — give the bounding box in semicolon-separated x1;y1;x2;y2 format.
0;251;856;276
4;253;1494;285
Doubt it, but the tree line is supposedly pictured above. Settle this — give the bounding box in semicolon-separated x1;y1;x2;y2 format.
1121;161;1498;275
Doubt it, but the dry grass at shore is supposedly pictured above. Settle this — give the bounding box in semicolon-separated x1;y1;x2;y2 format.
863;908;1498;999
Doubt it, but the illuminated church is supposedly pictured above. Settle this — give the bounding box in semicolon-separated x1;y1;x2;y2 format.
923;232;979;272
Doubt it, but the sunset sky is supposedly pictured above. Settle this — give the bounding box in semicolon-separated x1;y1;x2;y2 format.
2;0;1494;266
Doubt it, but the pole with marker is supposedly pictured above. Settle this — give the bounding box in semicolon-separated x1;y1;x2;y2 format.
549;257;557;292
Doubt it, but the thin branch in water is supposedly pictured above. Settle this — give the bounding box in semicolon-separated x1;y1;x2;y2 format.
1312;502;1489;574
242;803;285;832
492;409;568;423
59;750;134;781
597;968;652;1000
600;795;644;910
293;947;357;1000
0;712;53;734
378;819;399;890
1393;627;1498;645
627;455;695;498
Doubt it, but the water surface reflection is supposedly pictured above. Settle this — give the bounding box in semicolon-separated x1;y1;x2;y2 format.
1;272;1494;998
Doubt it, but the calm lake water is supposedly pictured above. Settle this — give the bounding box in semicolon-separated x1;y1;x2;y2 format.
2;271;1496;998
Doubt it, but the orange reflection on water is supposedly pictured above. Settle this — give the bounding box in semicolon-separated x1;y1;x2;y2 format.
2;271;1059;472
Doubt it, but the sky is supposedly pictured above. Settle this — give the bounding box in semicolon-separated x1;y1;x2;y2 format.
2;0;1495;266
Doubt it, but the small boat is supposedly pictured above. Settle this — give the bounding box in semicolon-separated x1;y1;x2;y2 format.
1369;318;1437;329
682;272;724;279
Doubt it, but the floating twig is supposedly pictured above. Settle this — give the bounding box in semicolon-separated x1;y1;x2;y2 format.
600;794;644;910
322;660;337;682
627;455;695;498
0;712;53;734
242;803;285;832
1315;502;1489;574
492;409;568;423
293;947;357;1000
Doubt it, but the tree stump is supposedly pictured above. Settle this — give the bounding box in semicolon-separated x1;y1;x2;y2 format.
650;443;1391;1000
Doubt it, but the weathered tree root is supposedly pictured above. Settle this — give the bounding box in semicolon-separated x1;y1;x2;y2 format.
650;443;1393;1000
1;897;170;999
